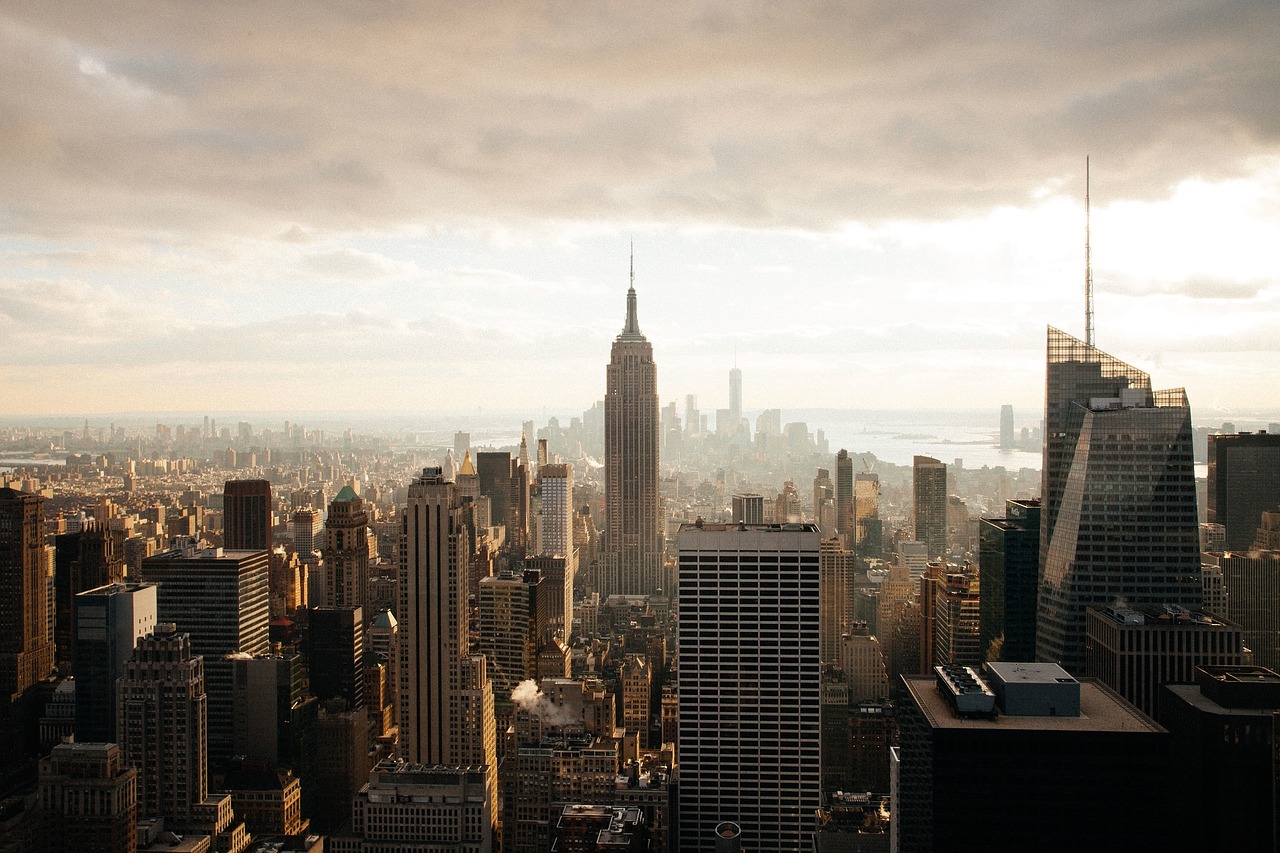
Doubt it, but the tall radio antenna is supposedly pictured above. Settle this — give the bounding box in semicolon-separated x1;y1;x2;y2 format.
1085;156;1094;347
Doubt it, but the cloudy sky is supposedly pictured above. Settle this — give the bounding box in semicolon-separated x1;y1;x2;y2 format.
2;2;1278;423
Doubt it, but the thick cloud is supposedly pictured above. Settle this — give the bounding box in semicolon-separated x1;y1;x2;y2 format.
2;1;1277;236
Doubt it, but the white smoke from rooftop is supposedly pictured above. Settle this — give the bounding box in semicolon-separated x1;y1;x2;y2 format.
511;679;580;729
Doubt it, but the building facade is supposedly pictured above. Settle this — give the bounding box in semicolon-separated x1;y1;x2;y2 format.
676;522;821;853
73;581;157;744
1207;431;1280;551
117;625;207;821
912;456;948;560
140;547;270;767
1037;328;1203;674
222;480;272;552
603;271;661;598
978;499;1040;663
323;486;371;610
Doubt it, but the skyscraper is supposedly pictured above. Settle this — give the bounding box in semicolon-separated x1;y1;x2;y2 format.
117;624;207;821
854;471;882;559
1000;404;1015;450
140;547;270;768
536;462;575;637
223;479;272;552
835;449;854;548
1036;328;1203;673
54;523;125;673
1206;431;1280;551
912;455;947;559
324;486;371;610
307;606;366;711
398;467;496;766
978;499;1040;662
73;581;157;744
676;522;821;852
728;365;743;427
0;486;55;784
603;260;661;597
476;451;513;532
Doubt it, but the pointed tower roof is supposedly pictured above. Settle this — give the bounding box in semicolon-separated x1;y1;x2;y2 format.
332;485;359;503
458;450;476;477
617;245;646;342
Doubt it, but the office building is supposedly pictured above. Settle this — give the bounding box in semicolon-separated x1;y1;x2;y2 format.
477;570;545;701
978;499;1040;662
1037;328;1203;674
500;676;651;853
730;493;764;526
819;539;856;665
37;742;137;853
536;463;576;639
1085;605;1245;720
1207;431;1280;551
323;486;371;611
913;456;948;560
603;268;662;597
1207;550;1280;671
223;480;272;552
140;547;270;768
897;540;929;579
895;664;1174;852
934;567;981;667
398;467;498;828
73;582;157;743
222;766;307;838
230;653;313;770
476;451;514;538
835;450;854;548
812;469;834;538
676;522;821;853
854;471;882;560
333;759;494;853
53;523;125;673
525;554;570;643
1162;665;1280;853
0;488;55;702
621;654;652;745
1000;404;1015;450
728;365;742;427
117;625;207;821
840;626;889;702
307;606;365;711
290;508;323;557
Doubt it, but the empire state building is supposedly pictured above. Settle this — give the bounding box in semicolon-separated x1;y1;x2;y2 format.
603;258;662;597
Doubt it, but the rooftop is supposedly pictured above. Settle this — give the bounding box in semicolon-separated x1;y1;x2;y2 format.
904;674;1163;734
1090;604;1231;628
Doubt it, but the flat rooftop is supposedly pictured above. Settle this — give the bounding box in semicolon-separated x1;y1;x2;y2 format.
1090;605;1231;628
985;662;1077;686
903;675;1163;733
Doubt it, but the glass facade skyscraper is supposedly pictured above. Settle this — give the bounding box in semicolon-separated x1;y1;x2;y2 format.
1036;328;1202;673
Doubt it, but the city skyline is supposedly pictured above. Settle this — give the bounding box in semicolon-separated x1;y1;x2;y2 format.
2;4;1278;416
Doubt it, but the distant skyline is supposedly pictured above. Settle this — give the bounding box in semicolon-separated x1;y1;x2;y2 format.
2;3;1278;416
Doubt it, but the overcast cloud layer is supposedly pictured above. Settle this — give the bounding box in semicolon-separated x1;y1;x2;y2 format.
2;2;1278;420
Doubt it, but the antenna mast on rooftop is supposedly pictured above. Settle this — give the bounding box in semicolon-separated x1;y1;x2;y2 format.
1085;156;1094;347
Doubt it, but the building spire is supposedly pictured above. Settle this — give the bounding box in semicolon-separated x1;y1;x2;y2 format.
1085;155;1094;348
620;243;643;339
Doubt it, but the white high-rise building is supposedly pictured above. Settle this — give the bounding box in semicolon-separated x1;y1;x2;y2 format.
536;463;576;639
677;522;821;853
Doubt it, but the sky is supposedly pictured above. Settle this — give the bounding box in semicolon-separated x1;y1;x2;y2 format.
2;2;1279;423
